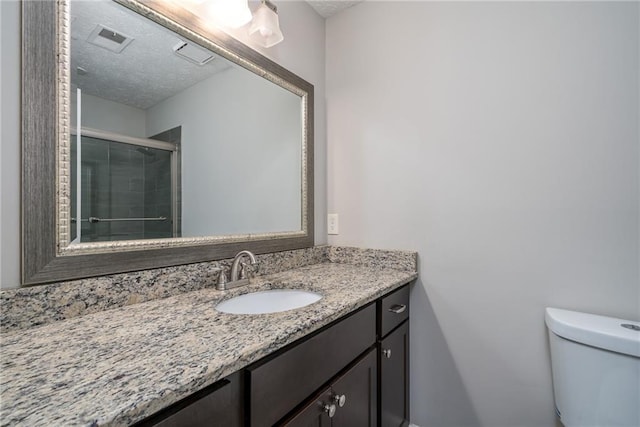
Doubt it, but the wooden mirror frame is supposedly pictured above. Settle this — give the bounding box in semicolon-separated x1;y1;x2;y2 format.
22;0;314;285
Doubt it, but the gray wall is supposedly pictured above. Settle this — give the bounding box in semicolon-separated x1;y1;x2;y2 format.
71;92;147;138
1;0;20;289
0;0;326;288
232;0;327;245
146;66;302;236
326;2;639;426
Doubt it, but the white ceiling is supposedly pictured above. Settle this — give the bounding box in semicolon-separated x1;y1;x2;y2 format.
305;1;364;18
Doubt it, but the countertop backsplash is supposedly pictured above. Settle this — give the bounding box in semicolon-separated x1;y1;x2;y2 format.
0;246;417;333
327;246;418;272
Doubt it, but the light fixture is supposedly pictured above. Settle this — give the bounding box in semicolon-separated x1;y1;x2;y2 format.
248;0;284;48
206;0;253;29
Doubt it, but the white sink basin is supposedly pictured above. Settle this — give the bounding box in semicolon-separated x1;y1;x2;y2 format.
216;289;322;315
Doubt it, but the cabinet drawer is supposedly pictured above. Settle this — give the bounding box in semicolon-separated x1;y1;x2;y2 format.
133;372;243;427
248;303;376;427
378;285;410;338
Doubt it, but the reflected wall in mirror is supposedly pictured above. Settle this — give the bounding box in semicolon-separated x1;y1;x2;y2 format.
69;0;302;243
22;0;313;285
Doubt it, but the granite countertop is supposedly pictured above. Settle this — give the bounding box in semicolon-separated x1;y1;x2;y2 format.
0;262;417;426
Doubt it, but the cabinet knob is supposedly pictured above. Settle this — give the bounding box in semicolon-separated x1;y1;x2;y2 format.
333;394;346;407
323;403;337;418
382;348;392;358
388;304;406;314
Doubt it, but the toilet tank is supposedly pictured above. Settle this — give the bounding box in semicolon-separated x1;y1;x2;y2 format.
545;308;640;427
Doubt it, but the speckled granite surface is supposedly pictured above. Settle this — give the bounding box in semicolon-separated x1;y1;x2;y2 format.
327;246;417;272
0;260;417;426
0;246;329;333
0;246;415;333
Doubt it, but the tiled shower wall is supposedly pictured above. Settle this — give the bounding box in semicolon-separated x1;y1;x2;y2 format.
72;136;174;242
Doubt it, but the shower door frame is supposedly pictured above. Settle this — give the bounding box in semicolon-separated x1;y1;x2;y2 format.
71;126;180;241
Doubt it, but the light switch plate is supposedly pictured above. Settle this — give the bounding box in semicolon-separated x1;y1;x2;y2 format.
328;213;339;235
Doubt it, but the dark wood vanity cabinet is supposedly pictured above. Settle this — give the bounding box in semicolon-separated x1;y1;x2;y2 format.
136;283;411;427
247;304;377;426
282;349;377;427
378;285;410;427
270;284;410;427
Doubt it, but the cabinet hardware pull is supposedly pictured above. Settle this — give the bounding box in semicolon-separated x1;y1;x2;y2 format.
323;403;337;418
382;348;392;358
388;304;407;314
333;394;346;407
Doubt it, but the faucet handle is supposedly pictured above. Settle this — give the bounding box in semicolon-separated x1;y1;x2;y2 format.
243;261;260;278
217;268;227;290
239;262;248;280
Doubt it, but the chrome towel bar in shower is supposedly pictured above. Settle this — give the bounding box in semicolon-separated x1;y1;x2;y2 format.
71;216;167;223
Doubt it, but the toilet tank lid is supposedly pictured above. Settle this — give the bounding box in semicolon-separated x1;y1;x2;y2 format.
545;308;640;357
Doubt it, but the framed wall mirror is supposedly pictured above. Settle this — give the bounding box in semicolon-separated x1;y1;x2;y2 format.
22;0;314;285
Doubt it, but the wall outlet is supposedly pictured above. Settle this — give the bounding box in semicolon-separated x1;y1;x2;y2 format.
327;213;339;235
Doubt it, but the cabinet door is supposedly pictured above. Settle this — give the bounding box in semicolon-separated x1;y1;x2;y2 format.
380;322;409;427
283;349;377;427
281;388;333;427
332;349;377;427
249;304;376;427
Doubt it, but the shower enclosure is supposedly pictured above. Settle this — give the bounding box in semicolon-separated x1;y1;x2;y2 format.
70;129;180;243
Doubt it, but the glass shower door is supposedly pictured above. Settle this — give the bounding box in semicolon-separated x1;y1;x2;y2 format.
70;135;176;243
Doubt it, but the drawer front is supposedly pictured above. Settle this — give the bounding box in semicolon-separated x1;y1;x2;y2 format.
248;303;376;427
379;284;410;338
133;372;243;427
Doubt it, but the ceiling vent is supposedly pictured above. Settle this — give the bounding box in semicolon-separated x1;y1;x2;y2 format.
87;24;134;53
173;41;215;66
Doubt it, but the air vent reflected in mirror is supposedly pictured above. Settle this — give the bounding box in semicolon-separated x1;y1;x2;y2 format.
173;41;215;66
87;24;134;53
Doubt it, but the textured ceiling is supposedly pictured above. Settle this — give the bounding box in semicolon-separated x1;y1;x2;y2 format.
71;1;231;110
70;0;360;111
305;1;364;18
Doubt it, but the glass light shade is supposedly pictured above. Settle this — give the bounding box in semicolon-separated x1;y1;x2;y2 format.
207;0;253;29
181;0;206;5
248;2;284;48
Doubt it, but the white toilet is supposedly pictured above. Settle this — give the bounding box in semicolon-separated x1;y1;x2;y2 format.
545;308;640;427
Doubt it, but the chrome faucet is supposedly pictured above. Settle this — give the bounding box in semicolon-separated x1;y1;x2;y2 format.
217;250;259;290
230;250;258;282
